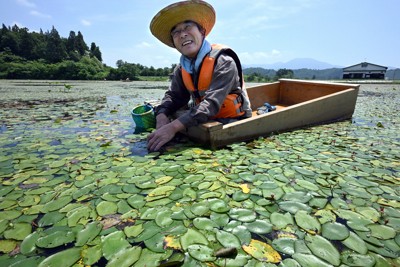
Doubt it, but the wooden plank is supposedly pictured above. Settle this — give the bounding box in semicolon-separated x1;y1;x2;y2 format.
278;79;359;106
246;82;280;108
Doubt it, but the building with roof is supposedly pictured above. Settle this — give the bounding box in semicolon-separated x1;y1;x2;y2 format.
342;62;387;79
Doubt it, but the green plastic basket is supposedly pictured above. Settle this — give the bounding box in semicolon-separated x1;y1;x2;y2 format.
131;104;156;131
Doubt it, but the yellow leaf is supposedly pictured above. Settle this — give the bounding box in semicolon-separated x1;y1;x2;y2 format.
242;239;281;263
239;183;250;194
163;235;182;250
155;176;173;185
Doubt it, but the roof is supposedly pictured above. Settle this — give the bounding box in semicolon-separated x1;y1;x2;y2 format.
343;62;388;71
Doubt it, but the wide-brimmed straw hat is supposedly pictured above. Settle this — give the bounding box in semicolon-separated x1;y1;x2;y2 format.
150;0;216;47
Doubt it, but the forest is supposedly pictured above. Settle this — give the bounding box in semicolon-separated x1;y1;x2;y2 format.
0;24;172;80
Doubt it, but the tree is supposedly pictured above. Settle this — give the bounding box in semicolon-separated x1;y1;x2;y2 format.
66;31;76;52
75;31;88;56
90;42;102;62
0;31;19;54
275;68;294;79
19;28;35;60
45;26;67;63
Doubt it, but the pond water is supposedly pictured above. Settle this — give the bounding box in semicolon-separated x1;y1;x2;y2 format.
0;80;399;266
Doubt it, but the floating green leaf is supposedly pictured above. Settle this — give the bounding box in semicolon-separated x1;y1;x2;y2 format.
36;230;75;248
38;247;81;267
294;210;321;234
321;222;349;241
244;219;273;234
96;201;118;216
20;231;40;255
75;221;102;246
101;231;131;260
341;231;368;254
4;222;32;241
292;253;332;267
81;245;102;265
367;224;396;239
106;246;142;267
0;239;17;253
187;244;216;262
270;212;294;229
305;234;340;266
180;229;208;250
216;230;241;248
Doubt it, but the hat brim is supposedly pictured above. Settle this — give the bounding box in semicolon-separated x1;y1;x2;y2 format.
150;0;216;47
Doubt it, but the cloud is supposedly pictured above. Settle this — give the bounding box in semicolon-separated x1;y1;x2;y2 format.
16;0;36;8
81;19;92;26
136;42;152;48
238;50;282;64
30;10;51;19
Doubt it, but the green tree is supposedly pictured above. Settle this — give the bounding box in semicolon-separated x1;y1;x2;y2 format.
90;42;102;62
0;31;19;54
275;68;294;80
19;28;35;60
75;31;88;56
66;31;76;52
45;26;67;63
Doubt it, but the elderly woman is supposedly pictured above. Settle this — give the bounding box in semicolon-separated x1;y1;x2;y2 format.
147;0;251;151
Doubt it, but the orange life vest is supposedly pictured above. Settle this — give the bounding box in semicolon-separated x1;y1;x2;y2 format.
181;44;245;119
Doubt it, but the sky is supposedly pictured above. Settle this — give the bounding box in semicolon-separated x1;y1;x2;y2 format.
1;0;399;69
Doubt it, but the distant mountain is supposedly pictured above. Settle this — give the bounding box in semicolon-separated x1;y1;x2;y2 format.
243;58;343;70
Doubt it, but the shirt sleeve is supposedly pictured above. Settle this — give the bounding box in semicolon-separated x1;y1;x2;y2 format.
154;65;191;117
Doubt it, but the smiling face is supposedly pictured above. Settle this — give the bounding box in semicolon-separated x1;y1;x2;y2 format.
171;21;205;58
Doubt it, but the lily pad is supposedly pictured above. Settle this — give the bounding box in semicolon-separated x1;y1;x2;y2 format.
187;244;216;262
101;231;131;260
242;239;282;263
229;208;256;223
42;195;73;212
294;210;321;234
244;219;273;234
305;234;340;266
272;238;296;256
279;201;312;214
20;231;40;255
180;228;209;250
270;212;294;229
367;224;396;239
106;246;142;267
216;230;241;248
38;247;81;267
191;201;210;216
232;225;252;246
321;222;350;241
0;239;17;253
96;201;118;216
209;198;230;213
36;230;75;248
193;217;218;230
4;222;32;241
341;231;368;254
292;253;333;267
75;221;102;246
341;251;376;267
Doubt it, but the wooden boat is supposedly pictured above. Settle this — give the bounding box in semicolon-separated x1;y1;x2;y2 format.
179;79;360;149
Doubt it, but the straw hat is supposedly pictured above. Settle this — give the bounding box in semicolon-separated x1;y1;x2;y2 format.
150;0;216;47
